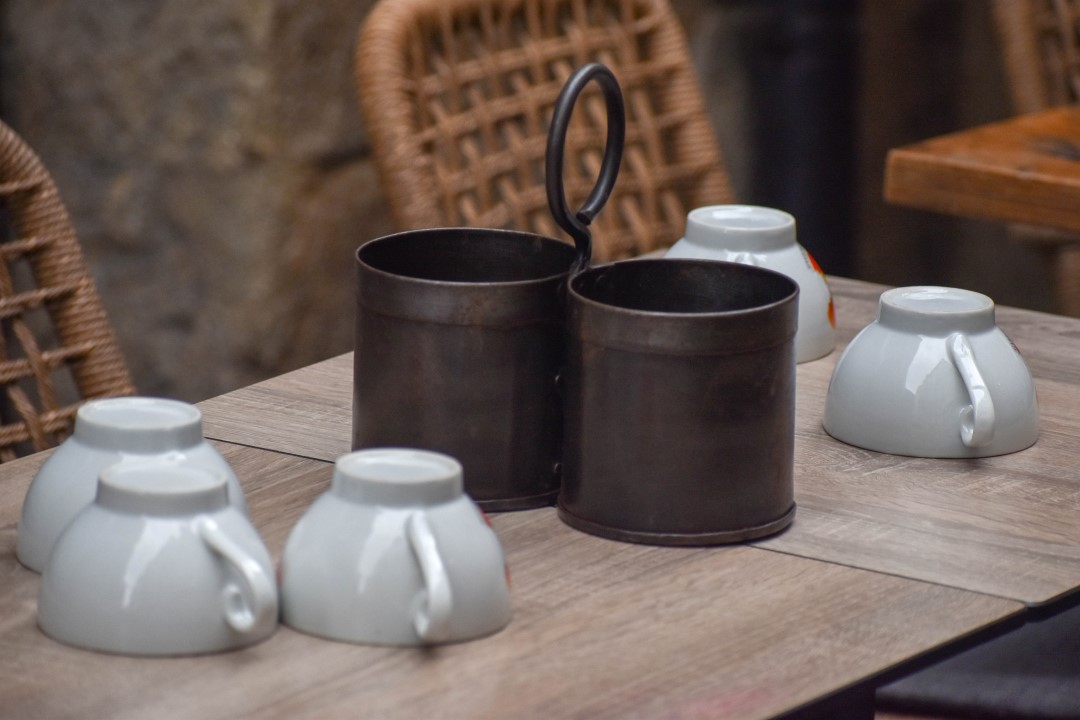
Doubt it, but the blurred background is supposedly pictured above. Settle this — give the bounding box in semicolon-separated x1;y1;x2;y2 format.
0;0;1048;402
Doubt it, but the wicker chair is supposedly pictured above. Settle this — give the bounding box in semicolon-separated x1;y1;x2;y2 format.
0;120;133;461
994;0;1080;113
355;0;733;262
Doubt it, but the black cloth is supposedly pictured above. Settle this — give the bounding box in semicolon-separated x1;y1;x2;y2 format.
877;602;1080;719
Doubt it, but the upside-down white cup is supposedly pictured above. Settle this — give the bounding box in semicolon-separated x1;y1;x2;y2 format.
38;463;277;656
17;397;248;573
666;205;836;362
824;286;1039;458
280;448;512;646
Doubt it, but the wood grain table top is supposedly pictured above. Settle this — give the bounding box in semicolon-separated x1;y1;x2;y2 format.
884;105;1080;233
200;276;1080;607
0;441;1021;719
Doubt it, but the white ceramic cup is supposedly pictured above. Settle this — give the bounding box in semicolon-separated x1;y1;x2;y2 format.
17;396;248;573
665;205;836;362
38;463;277;656
281;448;512;646
824;286;1039;458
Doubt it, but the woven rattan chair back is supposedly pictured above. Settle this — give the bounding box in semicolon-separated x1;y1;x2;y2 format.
355;0;733;261
994;0;1080;113
0;120;133;460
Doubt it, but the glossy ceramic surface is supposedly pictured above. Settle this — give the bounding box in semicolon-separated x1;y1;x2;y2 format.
17;397;248;573
281;449;512;646
38;464;277;656
666;205;836;363
824;286;1039;458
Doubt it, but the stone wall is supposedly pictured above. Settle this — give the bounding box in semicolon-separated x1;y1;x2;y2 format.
0;0;1050;401
0;0;391;401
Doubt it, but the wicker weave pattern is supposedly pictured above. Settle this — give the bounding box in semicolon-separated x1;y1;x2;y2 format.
0;120;133;460
356;0;732;261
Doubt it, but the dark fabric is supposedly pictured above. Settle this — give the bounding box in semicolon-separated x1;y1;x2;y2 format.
877;602;1080;719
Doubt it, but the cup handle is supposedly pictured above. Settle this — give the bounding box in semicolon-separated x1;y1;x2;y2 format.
406;512;453;644
197;517;277;634
947;333;995;448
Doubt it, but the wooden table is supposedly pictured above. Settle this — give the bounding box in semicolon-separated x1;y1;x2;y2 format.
10;275;1080;719
199;276;1080;608
884;106;1080;235
883;105;1080;316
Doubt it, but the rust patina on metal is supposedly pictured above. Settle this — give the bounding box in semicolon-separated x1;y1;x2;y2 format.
352;63;625;511
354;228;574;510
542;65;799;545
558;259;798;546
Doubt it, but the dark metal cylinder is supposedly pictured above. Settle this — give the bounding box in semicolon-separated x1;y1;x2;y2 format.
354;228;576;511
558;259;799;545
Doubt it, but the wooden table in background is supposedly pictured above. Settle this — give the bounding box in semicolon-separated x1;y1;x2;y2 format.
884;106;1080;235
11;275;1080;719
884;105;1080;316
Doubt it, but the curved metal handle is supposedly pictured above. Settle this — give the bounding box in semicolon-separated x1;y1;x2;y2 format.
947;333;995;448
545;62;626;272
197;517;277;634
406;512;453;644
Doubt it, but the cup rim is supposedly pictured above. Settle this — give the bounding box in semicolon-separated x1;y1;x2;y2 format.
878;286;996;335
75;397;203;452
356;227;577;288
684;204;796;251
96;462;229;516
333;448;464;507
569;258;798;318
567;259;799;356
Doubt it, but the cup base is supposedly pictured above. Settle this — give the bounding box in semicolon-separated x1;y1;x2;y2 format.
282;620;508;648
37;620;276;657
475;488;558;512
822;423;1038;459
556;502;796;546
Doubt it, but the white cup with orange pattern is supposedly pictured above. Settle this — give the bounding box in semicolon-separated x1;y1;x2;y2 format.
666;205;836;362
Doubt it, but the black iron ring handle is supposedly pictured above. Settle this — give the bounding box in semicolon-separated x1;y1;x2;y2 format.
545;62;626;272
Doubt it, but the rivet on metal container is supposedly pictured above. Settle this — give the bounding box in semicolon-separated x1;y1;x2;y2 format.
545;64;800;546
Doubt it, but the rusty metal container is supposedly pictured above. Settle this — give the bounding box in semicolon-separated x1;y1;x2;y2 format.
557;258;799;545
353;62;625;511
353;229;575;510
